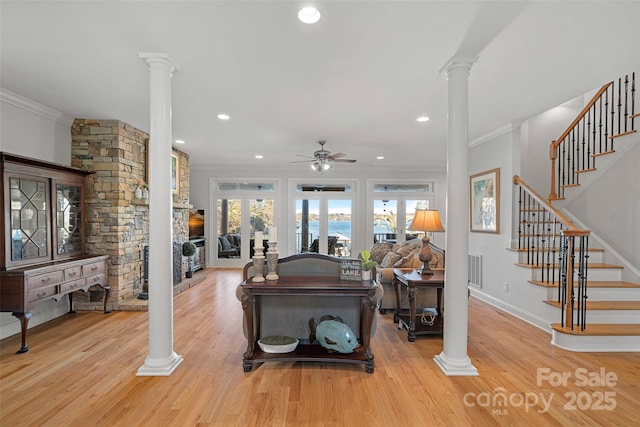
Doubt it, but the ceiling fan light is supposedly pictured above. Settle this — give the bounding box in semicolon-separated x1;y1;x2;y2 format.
311;162;319;171
322;162;331;170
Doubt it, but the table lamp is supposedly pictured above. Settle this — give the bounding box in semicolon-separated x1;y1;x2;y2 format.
407;208;445;275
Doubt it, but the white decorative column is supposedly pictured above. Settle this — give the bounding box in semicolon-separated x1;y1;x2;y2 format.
137;53;183;376
434;57;478;376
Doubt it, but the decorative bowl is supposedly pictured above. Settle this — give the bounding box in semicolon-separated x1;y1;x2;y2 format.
258;336;299;353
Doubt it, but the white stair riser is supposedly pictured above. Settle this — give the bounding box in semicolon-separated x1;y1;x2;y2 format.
545;287;640;301
552;332;640;352
518;251;603;264
528;268;621;282
586;288;640;300
575;310;640;324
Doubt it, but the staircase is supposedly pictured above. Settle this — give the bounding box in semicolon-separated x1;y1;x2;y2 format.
512;243;640;351
511;73;639;351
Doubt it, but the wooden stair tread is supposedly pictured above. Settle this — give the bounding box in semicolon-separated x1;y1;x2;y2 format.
516;262;623;269
551;323;640;336
544;300;640;310
529;280;640;288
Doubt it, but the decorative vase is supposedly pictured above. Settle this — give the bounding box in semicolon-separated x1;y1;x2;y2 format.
362;269;372;281
142;188;149;199
134;186;143;199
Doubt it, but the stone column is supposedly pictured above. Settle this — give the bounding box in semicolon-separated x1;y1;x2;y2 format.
137;53;183;376
434;57;478;376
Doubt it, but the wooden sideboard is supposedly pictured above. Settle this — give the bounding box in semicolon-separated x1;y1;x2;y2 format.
0;254;110;353
239;276;377;373
1;152;111;353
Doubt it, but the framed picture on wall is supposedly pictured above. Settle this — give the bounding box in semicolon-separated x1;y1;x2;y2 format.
470;168;500;233
171;154;179;193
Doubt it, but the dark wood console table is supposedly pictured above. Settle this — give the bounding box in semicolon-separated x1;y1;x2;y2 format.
392;268;444;342
239;276;377;373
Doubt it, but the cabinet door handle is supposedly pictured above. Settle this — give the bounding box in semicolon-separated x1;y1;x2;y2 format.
91;266;98;272
37;291;47;298
68;271;77;277
41;277;51;284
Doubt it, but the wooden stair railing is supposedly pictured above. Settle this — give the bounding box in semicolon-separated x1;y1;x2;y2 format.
514;175;591;331
549;72;636;200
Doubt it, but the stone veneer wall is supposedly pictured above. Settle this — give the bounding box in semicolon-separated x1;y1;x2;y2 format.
71;119;149;309
71;119;192;310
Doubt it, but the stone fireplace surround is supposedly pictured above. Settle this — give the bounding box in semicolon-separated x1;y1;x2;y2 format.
71;118;194;311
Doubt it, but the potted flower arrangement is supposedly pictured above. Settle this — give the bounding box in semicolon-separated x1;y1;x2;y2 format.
359;249;377;281
182;241;197;278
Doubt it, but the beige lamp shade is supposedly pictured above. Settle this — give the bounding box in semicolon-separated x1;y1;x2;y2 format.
407;209;445;233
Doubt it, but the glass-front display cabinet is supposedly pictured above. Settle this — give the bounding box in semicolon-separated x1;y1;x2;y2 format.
1;152;89;270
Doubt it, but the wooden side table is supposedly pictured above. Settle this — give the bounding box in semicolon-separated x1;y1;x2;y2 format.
392;268;444;342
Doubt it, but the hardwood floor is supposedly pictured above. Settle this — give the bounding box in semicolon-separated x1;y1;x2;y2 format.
1;268;638;426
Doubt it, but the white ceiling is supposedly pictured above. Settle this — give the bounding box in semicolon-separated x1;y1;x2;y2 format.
2;1;639;172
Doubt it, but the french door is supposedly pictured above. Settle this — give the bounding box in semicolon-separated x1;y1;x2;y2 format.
212;181;277;267
291;181;355;257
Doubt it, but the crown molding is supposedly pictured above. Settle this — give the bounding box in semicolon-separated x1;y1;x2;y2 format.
468;123;514;148
0;88;74;126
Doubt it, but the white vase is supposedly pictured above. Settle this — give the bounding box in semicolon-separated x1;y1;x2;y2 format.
134;187;143;199
142;188;149;199
362;269;372;281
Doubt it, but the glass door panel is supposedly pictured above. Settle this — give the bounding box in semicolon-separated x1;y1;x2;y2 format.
9;176;49;261
295;199;319;253
249;198;274;256
55;183;83;256
328;199;351;257
373;199;397;244
217;198;241;259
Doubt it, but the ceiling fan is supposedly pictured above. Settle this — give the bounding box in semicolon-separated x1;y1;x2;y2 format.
291;140;357;173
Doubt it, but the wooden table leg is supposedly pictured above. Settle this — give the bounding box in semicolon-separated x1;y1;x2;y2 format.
361;291;376;374
393;276;401;323
11;312;31;354
407;285;417;342
68;292;76;314
241;290;256;371
101;285;111;313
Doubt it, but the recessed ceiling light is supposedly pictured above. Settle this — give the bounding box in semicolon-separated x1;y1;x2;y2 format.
298;7;321;24
416;116;430;122
255;155;263;159
217;113;230;120
376;156;385;160
175;139;185;144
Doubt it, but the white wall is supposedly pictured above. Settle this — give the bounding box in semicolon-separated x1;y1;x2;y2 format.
567;137;640;278
520;95;585;195
0;90;73;164
0;90;74;340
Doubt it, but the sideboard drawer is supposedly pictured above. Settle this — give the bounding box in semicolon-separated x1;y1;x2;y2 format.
28;285;58;302
26;271;64;290
83;261;105;276
85;273;106;287
60;278;86;293
64;266;82;281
